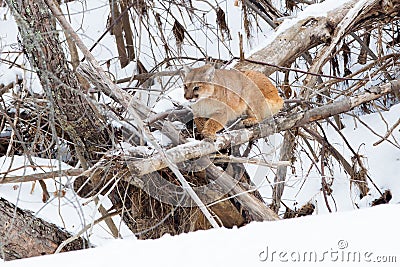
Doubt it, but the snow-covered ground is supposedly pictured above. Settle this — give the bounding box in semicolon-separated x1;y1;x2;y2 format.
2;204;399;266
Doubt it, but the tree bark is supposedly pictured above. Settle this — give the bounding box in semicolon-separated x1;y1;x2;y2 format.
7;0;111;167
2;0;115;257
0;198;87;261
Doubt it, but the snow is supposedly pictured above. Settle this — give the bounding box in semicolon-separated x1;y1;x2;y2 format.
334;104;400;204
2;204;399;266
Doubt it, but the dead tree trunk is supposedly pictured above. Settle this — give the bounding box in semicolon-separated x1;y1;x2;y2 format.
7;0;111;167
0;198;87;261
1;0;114;256
271;130;296;213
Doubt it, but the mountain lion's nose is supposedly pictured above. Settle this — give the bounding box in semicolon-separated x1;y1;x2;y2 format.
184;92;193;99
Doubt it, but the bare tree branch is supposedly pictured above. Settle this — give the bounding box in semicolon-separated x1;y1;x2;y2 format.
304;0;380;90
271;131;296;213
0;168;83;184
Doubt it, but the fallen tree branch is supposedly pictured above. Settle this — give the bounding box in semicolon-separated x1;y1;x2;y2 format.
0;168;83;184
235;0;400;75
235;0;358;74
211;155;290;168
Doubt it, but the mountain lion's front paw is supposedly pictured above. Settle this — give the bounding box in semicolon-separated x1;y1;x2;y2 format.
201;130;216;142
242;117;258;127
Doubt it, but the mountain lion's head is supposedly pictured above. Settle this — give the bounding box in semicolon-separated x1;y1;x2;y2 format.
183;64;216;100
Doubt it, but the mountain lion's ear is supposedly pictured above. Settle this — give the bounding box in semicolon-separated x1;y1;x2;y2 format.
203;65;215;81
182;65;191;76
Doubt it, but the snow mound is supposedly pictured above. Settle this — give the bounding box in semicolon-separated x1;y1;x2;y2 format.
3;204;399;266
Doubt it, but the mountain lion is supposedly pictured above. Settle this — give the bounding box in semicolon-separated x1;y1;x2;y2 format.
183;64;283;140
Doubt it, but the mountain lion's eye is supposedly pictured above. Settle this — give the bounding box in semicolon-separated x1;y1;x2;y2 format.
193;86;200;91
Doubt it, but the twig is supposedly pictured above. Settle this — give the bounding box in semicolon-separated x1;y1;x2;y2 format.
0;168;83;184
55;209;121;254
239;57;365;81
320;132;332;213
349;113;400;149
373;117;400;146
211;154;290;168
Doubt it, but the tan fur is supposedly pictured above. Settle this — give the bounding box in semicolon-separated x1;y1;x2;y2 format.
242;70;284;116
183;65;284;140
